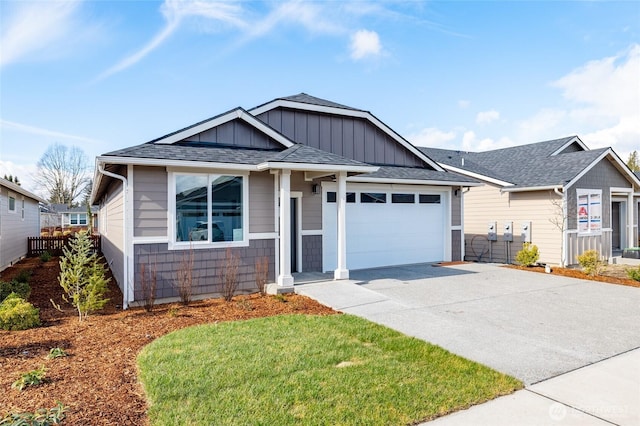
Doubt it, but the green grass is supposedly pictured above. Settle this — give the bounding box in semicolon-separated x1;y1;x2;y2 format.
138;315;522;425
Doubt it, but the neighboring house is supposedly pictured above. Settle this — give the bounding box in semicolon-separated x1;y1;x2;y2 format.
0;178;45;271
421;136;640;266
91;93;479;308
46;204;98;232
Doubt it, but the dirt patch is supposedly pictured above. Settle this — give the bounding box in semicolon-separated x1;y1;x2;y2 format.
506;263;640;288
0;257;337;425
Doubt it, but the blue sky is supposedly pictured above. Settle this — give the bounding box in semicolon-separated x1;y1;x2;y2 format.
1;0;639;194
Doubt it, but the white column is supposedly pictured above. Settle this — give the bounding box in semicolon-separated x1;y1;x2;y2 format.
334;171;349;280
628;192;634;249
278;169;294;287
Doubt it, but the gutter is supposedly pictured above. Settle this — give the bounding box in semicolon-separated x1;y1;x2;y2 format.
501;185;562;193
96;162;130;310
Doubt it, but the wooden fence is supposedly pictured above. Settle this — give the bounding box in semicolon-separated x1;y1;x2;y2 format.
27;235;101;257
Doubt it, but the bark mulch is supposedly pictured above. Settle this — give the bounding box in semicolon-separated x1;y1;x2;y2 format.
0;257;336;425
507;263;640;288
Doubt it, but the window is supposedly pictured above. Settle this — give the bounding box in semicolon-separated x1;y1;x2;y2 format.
21;198;24;220
8;194;16;213
392;193;415;204
174;173;245;244
361;193;386;203
419;194;441;204
326;192;355;203
577;189;602;235
69;213;87;225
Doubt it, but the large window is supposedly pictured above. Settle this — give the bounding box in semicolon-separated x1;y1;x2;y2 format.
174;173;245;245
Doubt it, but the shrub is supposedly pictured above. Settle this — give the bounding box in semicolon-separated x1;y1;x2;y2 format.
40;251;52;263
255;257;269;296
58;232;110;321
0;293;40;331
515;242;539;267
220;248;240;302
0;402;66;426
174;247;194;306
577;250;606;276
47;347;68;359
627;266;640;282
11;366;46;391
0;280;30;302
14;270;32;284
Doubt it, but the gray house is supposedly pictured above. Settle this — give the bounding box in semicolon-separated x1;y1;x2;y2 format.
421;136;640;266
91;94;479;308
0;178;45;271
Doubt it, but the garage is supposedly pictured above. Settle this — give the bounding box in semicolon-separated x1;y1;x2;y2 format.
322;183;449;271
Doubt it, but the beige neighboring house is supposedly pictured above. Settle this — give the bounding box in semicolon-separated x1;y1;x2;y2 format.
0;178;45;271
421;136;640;266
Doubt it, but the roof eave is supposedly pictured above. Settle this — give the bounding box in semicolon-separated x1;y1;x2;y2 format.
439;163;513;187
347;176;483;187
0;179;47;203
257;162;378;174
501;185;563;193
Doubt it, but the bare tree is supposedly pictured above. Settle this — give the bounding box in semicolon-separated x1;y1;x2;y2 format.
34;143;90;206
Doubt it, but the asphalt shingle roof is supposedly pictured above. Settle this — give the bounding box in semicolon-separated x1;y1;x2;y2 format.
420;136;611;188
360;166;478;183
265;93;363;112
268;144;367;167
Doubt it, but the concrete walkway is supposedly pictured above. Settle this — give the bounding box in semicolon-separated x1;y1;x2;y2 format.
295;262;640;425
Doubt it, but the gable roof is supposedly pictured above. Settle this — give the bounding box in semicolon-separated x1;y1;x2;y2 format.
49;203;98;214
420;136;639;191
250;93;445;172
0;178;46;203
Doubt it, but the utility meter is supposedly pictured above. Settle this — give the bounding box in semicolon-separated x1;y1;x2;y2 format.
488;222;497;241
521;222;532;243
503;222;513;242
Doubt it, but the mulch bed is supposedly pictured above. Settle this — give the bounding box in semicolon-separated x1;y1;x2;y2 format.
506;263;640;288
0;257;336;425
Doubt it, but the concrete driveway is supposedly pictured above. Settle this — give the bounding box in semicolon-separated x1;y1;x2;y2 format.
295;262;640;385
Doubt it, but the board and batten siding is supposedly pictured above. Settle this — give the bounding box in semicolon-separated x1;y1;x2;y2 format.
256;108;426;168
0;187;40;271
249;171;275;233
464;183;563;265
185;119;282;149
451;188;462;227
133;166;168;238
100;181;125;291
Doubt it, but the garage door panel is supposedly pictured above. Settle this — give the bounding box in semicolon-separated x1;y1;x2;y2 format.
323;185;446;272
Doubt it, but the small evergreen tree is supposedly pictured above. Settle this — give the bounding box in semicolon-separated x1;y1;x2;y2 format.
627;150;639;172
58;232;109;321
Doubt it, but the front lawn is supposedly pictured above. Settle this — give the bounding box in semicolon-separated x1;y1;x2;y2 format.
138;314;521;425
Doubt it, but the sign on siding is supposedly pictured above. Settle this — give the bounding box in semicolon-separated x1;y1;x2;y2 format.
577;189;602;236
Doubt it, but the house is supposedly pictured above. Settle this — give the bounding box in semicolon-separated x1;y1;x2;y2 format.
421;136;640;266
91;94;479;308
43;203;98;233
0;178;46;271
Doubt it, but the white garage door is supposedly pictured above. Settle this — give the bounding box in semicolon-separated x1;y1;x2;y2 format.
322;184;447;272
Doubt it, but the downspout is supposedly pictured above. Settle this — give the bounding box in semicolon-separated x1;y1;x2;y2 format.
97;163;129;310
554;187;566;267
460;186;471;261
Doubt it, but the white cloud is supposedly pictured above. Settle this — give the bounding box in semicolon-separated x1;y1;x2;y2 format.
461;131;513;152
408;127;456;147
0;160;39;194
0;0;83;68
458;100;471;109
96;0;247;80
350;29;382;60
475;109;500;125
0;119;100;145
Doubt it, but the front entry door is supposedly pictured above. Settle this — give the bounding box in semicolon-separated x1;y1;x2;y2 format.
612;202;621;250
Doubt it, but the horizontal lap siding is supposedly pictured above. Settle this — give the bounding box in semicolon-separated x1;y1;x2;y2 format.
133;166;167;238
291;172;322;231
464;184;562;265
249;172;275;233
0;188;40;270
256;109;425;168
101;183;125;290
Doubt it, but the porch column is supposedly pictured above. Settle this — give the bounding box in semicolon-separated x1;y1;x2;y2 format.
277;169;294;287
628;191;635;249
334;171;349;280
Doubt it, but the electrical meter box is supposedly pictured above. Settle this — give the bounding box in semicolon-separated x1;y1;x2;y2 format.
521;221;532;243
487;222;497;241
503;222;513;242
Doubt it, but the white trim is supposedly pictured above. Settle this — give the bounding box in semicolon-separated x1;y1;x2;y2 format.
249;99;444;172
438;164;512;187
154;108;294;148
347;176;482;187
257;162;377;174
550;136;588;156
301;229;323;236
249;232;278;240
290;191;303;273
0;179;46;203
133;236;169;244
126;165;134;305
98;156;258;171
277;169;294;286
451;225;462;231
610;187;633;193
501;185;562;193
272;170;280;280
